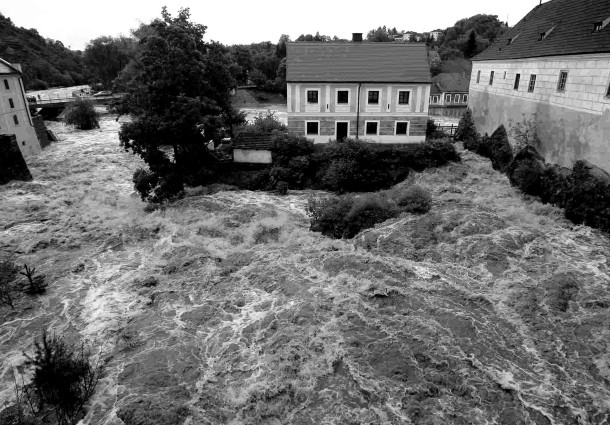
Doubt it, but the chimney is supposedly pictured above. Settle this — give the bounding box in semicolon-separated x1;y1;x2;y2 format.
352;33;363;42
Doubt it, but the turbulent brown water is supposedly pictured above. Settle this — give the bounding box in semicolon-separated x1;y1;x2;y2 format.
1;110;609;425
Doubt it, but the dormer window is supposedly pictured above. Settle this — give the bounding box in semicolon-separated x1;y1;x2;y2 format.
539;25;557;41
507;33;521;45
594;22;603;31
539;32;546;40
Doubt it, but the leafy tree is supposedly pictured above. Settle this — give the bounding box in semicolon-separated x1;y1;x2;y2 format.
118;7;235;202
84;36;137;88
64;99;100;130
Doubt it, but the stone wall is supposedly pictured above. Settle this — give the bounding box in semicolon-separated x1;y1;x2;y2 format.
0;134;32;184
32;115;50;148
469;53;610;172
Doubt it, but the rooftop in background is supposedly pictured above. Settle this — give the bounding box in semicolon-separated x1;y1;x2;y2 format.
473;0;610;61
431;73;471;94
232;131;275;150
287;42;431;83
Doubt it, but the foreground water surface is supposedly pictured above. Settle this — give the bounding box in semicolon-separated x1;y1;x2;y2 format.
0;109;609;424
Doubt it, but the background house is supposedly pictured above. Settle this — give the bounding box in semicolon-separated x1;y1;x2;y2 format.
429;72;470;117
0;57;40;157
429;30;443;41
232;131;274;164
286;36;431;143
469;0;610;172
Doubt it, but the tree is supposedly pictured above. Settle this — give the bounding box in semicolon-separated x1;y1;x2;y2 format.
118;7;235;202
464;30;478;59
64;99;100;130
84;36;138;89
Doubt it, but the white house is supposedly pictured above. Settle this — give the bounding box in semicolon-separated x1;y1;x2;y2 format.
286;35;431;143
469;0;610;172
0;58;40;157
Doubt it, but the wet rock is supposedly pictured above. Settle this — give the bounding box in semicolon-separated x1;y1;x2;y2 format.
141;276;159;287
117;398;189;425
507;146;547;196
565;160;610;231
543;272;580;312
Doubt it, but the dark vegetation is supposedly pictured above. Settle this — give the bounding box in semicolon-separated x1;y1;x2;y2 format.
0;330;104;425
306;185;433;239
0;135;33;185
63;99;100;130
0;13;90;89
0;258;47;308
458;110;610;232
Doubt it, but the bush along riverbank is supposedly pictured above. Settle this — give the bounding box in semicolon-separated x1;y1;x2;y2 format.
457;109;610;232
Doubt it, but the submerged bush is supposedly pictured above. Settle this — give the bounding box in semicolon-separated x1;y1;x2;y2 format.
489;125;513;173
132;168;184;204
565;160;610;232
426;119;447;140
397;185;433;214
63;99;99;130
454;108;477;143
0;258;19;308
307;194;397;239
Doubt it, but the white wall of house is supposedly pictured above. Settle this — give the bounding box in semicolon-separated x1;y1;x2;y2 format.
233;149;272;164
0;66;40;157
469;53;610;172
287;82;430;143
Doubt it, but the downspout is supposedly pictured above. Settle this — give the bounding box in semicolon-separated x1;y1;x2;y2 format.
356;83;361;139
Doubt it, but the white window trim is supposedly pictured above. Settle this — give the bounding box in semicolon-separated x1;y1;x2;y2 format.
430;95;439;104
306;88;320;104
454;94;461;103
335;88;350;105
335;120;350;139
444;94;452;103
305;120;320;136
396;89;411;106
394;121;410;136
364;120;380;136
366;88;381;106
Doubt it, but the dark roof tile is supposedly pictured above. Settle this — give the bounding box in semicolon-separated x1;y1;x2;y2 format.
232;132;274;150
287;42;431;83
473;0;610;61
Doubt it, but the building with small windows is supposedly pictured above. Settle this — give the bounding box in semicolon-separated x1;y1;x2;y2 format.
0;58;40;157
286;36;431;143
469;0;610;172
429;73;470;117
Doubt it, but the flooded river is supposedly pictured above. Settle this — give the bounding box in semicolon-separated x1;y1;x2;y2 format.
0;104;609;424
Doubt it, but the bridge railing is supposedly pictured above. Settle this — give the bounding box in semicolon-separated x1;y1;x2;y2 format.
28;94;124;106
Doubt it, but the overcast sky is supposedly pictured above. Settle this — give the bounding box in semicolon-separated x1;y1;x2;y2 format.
1;0;542;50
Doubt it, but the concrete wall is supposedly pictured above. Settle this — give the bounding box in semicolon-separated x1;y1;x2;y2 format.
0;134;32;184
470;53;610;171
287;82;429;143
0;73;40;157
233;149;272;164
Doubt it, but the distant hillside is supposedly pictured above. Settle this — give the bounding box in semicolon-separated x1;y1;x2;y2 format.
0;13;90;90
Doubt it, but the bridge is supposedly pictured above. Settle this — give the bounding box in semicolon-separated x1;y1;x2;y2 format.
29;94;124;118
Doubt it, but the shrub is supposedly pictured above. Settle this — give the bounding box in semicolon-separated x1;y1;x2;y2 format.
20;264;47;295
276;181;288;195
307;194;397;239
540;165;572;208
23;330;104;425
489;125;513;173
509;114;541;151
565;160;610;231
426;119;447;140
397;185;433;214
245;110;287;133
454;108;478;143
132;169;183;204
63;99;99;130
407;138;461;170
507;145;546;196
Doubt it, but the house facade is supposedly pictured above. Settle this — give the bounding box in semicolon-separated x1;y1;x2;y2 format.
286;39;431;143
469;0;610;172
429;30;443;41
429;73;470;117
0;58;40;157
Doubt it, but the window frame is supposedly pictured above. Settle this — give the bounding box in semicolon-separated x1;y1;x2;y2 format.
489;71;495;86
8;98;14;109
305;120;319;136
395;121;409;136
367;90;380;105
557;70;568;92
444;93;452;103
476;70;481;84
397;90;411;105
514;73;521;90
454;94;461;103
3;79;8;90
306;89;319;104
430;95;439;104
336;89;350;105
463;94;468;103
528;74;537;93
364;120;380;136
13;115;19;126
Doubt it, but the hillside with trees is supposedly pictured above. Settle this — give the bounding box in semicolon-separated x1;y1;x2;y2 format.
0;13;90;89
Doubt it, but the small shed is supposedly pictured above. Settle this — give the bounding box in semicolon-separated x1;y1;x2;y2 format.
232;132;274;164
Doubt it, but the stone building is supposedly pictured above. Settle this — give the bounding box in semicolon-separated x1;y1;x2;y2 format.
469;0;610;172
286;36;431;143
0;58;40;157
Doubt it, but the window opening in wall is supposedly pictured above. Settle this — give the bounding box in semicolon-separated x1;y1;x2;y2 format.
528;74;537;92
306;90;318;104
337;90;349;104
13;115;19;125
507;33;521;45
3;79;8;90
365;121;378;135
504;71;507;79
445;94;451;103
463;94;468;103
514;73;521;90
395;121;409;135
8;98;14;108
489;71;495;85
430;95;439;104
398;90;410;104
476;70;481;84
594;22;603;32
368;90;379;104
306;121;319;135
557;71;568;91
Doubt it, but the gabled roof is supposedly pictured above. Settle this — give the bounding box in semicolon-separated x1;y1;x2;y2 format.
0;57;22;74
473;0;610;61
431;73;471;94
232;131;274;150
287;42;431;83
